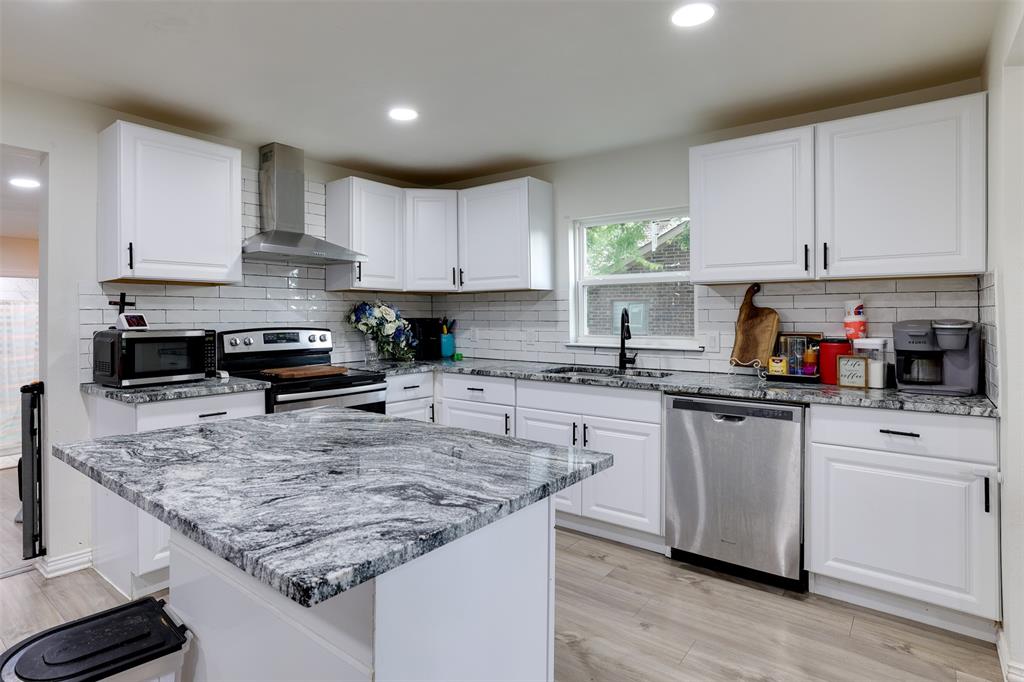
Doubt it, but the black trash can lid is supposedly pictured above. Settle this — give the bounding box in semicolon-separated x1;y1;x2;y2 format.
0;597;187;682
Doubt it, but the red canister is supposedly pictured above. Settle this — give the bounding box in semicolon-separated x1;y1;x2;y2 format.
819;338;853;385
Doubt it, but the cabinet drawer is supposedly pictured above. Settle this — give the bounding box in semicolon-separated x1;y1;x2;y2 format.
441;374;515;406
386;372;433;402
137;391;265;431
517;380;661;423
809;405;996;465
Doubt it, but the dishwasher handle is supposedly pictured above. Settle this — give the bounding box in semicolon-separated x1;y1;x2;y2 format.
670;397;802;423
712;413;746;424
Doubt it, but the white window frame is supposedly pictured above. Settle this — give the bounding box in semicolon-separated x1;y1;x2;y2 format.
568;207;704;351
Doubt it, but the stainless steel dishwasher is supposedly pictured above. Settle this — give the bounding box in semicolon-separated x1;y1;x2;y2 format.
665;395;805;589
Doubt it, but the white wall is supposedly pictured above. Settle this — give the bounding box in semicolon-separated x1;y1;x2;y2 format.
0;81;412;563
0;236;39;277
983;2;1024;678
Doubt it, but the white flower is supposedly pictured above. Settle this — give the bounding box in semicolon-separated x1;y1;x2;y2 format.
381;306;396;322
372;307;381;318
357;322;370;332
383;321;398;336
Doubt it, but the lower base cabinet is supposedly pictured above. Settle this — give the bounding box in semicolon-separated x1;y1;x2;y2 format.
386;397;434;423
515;406;661;535
440;398;514;437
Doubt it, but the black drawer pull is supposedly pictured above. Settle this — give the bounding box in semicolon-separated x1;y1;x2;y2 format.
803;244;809;272
403;385;421;390
879;429;920;438
466;387;485;392
429;403;435;422
572;422;578;446
505;413;510;435
984;477;991;513
583;423;589;447
199;411;227;419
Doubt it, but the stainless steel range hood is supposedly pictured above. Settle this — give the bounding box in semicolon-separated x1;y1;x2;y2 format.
242;142;366;265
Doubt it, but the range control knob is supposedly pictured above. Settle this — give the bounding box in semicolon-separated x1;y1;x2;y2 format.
319;334;328;342
229;337;240;347
243;337;254;346
308;334;317;342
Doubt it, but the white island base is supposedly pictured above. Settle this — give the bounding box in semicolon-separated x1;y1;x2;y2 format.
168;498;555;682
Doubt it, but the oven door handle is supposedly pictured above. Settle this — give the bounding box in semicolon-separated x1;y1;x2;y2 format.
274;383;388;403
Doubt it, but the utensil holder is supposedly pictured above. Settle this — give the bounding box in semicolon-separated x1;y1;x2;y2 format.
440;333;455;358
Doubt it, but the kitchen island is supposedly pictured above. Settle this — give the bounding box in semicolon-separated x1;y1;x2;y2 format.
52;407;612;682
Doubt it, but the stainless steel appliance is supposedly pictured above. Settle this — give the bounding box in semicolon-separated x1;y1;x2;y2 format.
894;319;981;396
665;396;805;588
217;327;387;413
92;329;216;388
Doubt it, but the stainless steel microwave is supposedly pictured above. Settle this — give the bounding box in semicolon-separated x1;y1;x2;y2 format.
92;329;216;388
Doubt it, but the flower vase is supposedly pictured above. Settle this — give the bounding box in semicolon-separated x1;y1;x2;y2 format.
364;337;379;364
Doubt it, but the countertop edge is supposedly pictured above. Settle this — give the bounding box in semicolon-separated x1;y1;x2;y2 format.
79;377;271;404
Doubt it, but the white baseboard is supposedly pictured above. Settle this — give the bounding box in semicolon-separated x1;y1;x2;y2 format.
36;548;93;579
998;629;1024;682
555;513;666;554
811;573;998;643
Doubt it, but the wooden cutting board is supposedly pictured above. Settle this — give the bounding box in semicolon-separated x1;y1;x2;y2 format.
730;284;780;368
261;365;349;379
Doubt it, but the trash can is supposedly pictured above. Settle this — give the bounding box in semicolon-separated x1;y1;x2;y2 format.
0;597;190;682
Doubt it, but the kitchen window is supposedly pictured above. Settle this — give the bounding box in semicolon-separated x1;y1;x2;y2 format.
569;208;701;350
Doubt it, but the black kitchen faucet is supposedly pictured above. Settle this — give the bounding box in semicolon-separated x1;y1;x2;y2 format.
619;307;637;372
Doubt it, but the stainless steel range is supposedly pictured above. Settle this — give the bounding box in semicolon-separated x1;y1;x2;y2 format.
217;327;387;414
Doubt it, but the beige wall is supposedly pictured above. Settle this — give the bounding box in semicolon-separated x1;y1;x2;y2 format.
984;2;1024;678
0;81;407;563
0;236;39;277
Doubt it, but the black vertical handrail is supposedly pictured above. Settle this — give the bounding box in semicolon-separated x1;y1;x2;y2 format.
20;381;45;560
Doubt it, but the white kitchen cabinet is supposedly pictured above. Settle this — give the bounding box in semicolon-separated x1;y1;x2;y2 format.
579;415;661;535
689;126;815;284
816;93;987;278
97;120;242;284
386;396;434;423
809;443;999;618
457;177;554;291
516;407;582;515
325;177;405;291
440;398;514;437
405;189;459;292
86;389;265;597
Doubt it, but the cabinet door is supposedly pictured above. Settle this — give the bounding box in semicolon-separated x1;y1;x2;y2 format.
816;93;986;278
458;179;530;291
387;397;434;423
103;121;242;283
809;443;999;618
580;416;661;534
137;510;170;575
689;126;815;283
350;178;405;290
406;189;459;292
516;407;582;515
439;399;514;437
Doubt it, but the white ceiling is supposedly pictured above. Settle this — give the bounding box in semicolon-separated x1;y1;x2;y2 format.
0;1;1001;184
1;145;44;240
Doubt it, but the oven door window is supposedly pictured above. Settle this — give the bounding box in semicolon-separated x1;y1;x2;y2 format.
125;338;204;379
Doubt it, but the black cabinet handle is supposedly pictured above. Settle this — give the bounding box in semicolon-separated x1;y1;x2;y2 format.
403;385;420;390
466;387;484;392
459;268;464;287
984;477;991;513
879;429;920;438
505;413;510;435
429;403;435;422
198;411;227;419
583;423;589;447
823;242;829;270
128;241;134;270
452;267;456;286
804;244;809;272
572;422;578;446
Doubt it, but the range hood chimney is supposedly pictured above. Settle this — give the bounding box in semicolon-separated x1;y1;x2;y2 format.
241;142;366;265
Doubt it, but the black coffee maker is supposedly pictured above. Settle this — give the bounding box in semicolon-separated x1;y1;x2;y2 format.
893;319;981;396
406;318;442;360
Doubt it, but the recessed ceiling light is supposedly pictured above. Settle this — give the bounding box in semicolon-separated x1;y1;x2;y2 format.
9;177;41;189
388;107;419;122
671;2;716;27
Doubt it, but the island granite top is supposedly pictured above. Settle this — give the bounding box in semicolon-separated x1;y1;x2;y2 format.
80;377;270;404
52;407;612;607
360;358;998;418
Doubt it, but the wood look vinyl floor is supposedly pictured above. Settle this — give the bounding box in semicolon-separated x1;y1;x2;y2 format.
0;469;1002;679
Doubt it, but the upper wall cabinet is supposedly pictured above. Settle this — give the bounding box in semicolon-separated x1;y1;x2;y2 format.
98;121;242;284
457;177;554;291
325;177;405;291
816;93;987;279
405;189;459;292
689;127;816;284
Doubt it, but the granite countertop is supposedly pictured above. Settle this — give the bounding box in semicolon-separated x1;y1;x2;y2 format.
361;358;998;418
80;377;270;404
52;407;612;607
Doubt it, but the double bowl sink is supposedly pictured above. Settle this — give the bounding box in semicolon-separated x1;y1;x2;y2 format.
538;365;675;380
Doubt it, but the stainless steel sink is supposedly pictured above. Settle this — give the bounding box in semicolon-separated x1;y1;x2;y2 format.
541;365;674;379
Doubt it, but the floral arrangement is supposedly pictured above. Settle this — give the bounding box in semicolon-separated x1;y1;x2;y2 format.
348;300;417;361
